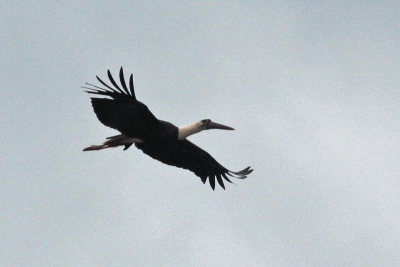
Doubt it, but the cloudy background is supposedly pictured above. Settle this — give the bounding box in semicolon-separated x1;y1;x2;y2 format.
2;1;400;266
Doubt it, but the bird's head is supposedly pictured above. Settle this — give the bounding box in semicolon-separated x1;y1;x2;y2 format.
178;119;234;140
200;119;235;131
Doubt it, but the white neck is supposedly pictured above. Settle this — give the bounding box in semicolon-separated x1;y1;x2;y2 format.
178;122;203;140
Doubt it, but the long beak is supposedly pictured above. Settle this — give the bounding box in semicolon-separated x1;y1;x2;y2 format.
209;121;235;130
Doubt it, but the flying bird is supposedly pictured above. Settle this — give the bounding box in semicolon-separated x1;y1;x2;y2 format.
82;67;253;189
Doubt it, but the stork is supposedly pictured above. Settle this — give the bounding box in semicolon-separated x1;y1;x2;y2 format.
83;67;253;190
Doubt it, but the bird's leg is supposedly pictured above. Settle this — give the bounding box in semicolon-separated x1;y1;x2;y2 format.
83;134;143;151
82;143;110;151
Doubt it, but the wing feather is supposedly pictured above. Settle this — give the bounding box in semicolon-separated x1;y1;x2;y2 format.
129;74;135;99
107;69;125;95
119;68;131;96
215;174;225;190
135;139;252;190
83;68;160;140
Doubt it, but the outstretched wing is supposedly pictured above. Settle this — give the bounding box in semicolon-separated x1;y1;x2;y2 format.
83;67;161;140
135;139;253;190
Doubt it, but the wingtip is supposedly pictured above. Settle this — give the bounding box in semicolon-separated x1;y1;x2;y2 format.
228;166;253;179
83;68;137;99
215;174;226;190
202;166;253;190
209;174;216;190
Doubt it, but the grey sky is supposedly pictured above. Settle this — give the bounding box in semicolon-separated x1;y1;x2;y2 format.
2;1;400;266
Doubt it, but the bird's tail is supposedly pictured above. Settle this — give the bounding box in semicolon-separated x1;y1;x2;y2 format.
83;134;143;151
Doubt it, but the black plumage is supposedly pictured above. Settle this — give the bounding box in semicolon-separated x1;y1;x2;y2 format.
83;67;252;189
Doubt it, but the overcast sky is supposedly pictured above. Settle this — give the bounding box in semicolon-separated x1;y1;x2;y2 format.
2;1;400;266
